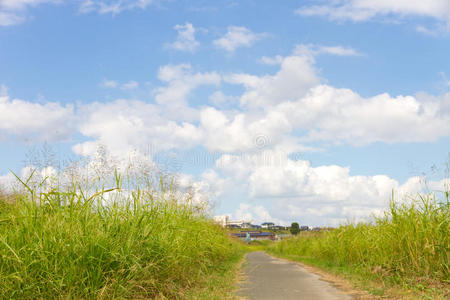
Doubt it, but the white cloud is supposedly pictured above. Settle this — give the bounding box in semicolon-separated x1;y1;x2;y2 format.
0;11;25;26
199;106;307;153
213;26;267;52
68;51;450;161
260;55;284;65
75;53;450;160
102;79;118;88
439;72;450;87
78;0;156;15
0;86;74;142
102;79;139;90
225;55;319;108
121;80;139;90
175;169;233;209
294;44;362;57
0;0;60;26
233;203;285;225
416;25;440;37
73;98;203;157
0;0;160;25
154;63;220;120
296;0;450;24
275;85;450;145
0;0;60;10
208;90;238;107
167;22;200;52
222;50;450;146
213;151;448;226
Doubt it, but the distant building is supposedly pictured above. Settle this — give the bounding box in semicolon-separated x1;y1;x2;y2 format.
226;224;241;229
213;215;229;227
273;225;287;230
300;226;310;231
241;222;253;229
213;215;255;229
261;222;275;229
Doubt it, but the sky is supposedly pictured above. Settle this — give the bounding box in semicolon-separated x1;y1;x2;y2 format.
1;0;450;226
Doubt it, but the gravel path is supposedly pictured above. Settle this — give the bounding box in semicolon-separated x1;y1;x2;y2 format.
236;251;353;300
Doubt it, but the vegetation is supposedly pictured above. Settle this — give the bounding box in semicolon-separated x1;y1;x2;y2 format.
266;191;450;298
290;222;300;235
0;168;245;299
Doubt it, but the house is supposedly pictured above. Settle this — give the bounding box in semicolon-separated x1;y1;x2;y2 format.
261;222;275;229
241;222;253;229
300;226;310;231
226;224;241;229
214;216;255;229
273;225;287;230
230;231;276;241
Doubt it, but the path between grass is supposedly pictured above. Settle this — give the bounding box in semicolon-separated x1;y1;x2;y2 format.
236;251;356;300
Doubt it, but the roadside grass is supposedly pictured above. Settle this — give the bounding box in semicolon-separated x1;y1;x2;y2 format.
0;172;245;299
266;192;449;299
185;251;246;299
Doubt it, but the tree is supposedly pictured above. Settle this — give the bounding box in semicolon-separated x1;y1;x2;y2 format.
290;222;300;235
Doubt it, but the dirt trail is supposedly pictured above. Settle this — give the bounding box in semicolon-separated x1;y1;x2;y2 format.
236;251;354;300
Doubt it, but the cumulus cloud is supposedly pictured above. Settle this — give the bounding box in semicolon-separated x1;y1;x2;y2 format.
208;90;238;108
167;22;200;52
214;151;448;226
0;85;74;142
198;106;311;153
73;99;203;157
275;85;450;145
296;0;450;25
222;50;450;146
82;51;450;159
225;55;319;108
154;63;220;120
213;26;267;52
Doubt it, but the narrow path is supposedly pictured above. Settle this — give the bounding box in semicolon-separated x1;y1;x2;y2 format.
236;251;353;300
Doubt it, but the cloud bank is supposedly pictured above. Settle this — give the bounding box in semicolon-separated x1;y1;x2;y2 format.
2;44;449;225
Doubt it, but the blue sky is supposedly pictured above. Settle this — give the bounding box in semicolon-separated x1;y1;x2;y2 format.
1;0;449;226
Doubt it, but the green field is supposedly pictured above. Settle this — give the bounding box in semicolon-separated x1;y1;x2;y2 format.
0;171;245;299
266;191;449;298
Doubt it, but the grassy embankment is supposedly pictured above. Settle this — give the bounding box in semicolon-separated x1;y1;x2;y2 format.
266;192;449;298
0;171;245;299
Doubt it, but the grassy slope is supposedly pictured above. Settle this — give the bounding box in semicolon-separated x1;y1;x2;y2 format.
0;187;245;299
266;194;449;299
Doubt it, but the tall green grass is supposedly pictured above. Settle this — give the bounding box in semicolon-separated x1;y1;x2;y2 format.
267;192;449;295
0;170;243;299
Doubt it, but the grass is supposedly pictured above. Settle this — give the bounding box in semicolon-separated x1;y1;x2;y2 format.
266;191;450;298
0;170;245;299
